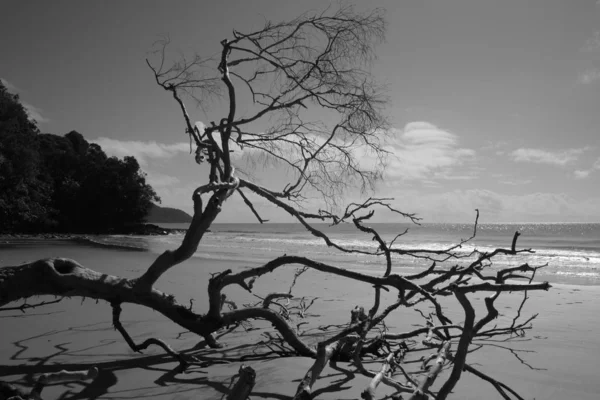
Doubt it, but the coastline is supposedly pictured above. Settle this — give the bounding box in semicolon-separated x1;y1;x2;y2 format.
0;223;189;252
0;223;188;240
1;240;599;399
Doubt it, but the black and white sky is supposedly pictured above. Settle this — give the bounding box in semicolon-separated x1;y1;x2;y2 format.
2;0;600;223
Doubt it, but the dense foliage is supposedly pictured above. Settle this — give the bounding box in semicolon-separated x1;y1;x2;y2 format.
0;81;159;233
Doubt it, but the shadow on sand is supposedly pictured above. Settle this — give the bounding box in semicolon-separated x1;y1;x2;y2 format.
0;319;368;400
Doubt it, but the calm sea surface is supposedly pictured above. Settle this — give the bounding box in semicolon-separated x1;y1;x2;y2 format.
97;223;600;286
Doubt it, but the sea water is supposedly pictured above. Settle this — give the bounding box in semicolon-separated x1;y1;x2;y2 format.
95;223;600;286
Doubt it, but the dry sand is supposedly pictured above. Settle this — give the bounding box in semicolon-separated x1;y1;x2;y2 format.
1;241;599;399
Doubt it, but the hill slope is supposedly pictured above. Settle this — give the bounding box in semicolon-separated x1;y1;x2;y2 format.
146;204;193;223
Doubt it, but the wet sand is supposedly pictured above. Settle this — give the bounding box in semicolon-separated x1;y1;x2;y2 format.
1;241;599;399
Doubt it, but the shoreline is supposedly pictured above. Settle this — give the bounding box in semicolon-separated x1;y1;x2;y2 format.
3;235;600;287
0;236;152;253
0;223;189;240
0;224;189;251
1;239;600;399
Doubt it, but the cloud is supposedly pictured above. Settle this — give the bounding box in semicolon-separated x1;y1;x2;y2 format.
144;171;181;187
572;157;600;179
579;30;600;84
92;138;190;166
582;31;600;52
383;122;476;181
500;179;532;186
480;140;508;152
509;147;588;166
221;121;476;186
0;77;20;93
21;101;50;124
1;78;49;124
578;68;600;84
393;189;600;223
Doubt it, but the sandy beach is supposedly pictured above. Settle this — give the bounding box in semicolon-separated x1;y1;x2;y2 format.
1;240;599;400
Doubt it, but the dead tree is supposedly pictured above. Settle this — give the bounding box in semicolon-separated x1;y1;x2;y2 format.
1;6;550;400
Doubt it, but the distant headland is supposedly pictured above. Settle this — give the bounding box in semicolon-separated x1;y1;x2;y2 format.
146;204;192;224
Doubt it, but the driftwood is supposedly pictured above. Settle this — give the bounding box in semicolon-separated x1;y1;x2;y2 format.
293;339;352;400
361;352;395;400
361;344;408;400
0;368;98;400
409;341;451;400
227;365;256;400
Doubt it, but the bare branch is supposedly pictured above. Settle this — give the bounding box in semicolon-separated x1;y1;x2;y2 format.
237;188;269;223
111;302;188;368
0;297;63;312
408;341;451;400
293;338;351;400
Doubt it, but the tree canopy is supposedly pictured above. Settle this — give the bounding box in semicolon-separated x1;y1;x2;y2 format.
0;81;159;233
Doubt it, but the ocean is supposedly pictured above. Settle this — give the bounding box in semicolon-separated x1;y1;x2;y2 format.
90;222;600;286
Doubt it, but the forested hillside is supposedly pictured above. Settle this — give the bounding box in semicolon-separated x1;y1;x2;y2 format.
0;81;159;233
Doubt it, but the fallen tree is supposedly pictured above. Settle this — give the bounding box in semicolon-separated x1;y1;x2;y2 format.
0;6;550;400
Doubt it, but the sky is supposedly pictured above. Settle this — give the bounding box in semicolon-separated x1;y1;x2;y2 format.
2;0;600;223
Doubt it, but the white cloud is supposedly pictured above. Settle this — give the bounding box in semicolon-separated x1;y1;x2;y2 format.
21;101;50;124
92;138;190;166
500;179;532;185
218;121;476;185
480;140;508;151
572;157;600;180
383;122;476;181
144;171;181;187
0;77;20;93
1;78;49;124
392;189;600;223
582;31;600;52
432;173;477;180
574;170;591;179
509;147;588;166
578;68;600;84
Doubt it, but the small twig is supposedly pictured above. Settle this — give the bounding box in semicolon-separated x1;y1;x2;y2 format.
289;266;309;294
0;298;63;313
263;293;293;308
